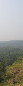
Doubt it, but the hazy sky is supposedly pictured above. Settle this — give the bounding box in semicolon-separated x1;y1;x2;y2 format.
0;0;23;41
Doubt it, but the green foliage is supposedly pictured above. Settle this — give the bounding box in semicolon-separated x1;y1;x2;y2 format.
0;47;23;86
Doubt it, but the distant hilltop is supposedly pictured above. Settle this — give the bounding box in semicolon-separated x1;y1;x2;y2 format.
0;40;23;48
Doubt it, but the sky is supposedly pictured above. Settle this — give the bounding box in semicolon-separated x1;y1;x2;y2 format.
0;0;23;41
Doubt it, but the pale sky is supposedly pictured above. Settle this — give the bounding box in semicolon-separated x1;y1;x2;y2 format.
0;0;23;41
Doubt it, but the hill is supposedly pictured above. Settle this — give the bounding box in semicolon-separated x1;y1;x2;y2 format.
0;46;23;86
0;40;23;48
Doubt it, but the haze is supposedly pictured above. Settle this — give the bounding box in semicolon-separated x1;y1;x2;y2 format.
0;0;23;41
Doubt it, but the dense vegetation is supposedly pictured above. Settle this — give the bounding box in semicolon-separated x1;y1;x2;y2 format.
0;45;23;86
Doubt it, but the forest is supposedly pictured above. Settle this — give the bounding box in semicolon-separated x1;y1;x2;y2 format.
0;41;23;86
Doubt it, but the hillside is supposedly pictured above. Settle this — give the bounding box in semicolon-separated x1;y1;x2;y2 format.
0;46;23;86
0;58;23;86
